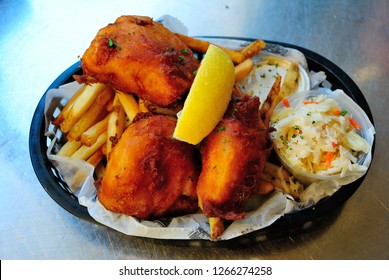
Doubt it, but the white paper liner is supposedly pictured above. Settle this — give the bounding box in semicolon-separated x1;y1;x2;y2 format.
44;81;296;240
42;40;374;240
157;15;188;35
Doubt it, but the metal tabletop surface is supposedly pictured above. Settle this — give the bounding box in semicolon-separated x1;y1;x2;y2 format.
1;0;388;260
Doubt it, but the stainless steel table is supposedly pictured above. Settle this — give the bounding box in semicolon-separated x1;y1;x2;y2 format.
1;0;388;259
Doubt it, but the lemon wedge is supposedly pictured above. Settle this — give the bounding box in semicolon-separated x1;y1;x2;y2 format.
173;44;235;145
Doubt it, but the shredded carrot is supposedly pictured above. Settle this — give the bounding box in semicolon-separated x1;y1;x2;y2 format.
331;141;337;148
325;151;334;168
303;101;320;105
282;98;290;108
348;117;361;129
333;108;341;116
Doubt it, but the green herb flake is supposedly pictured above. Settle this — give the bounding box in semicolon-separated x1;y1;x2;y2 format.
280;135;289;146
260;73;266;78
108;38;117;49
340;109;348;116
181;49;188;55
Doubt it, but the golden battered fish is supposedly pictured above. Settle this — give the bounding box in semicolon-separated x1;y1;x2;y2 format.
197;95;273;220
97;114;199;219
78;15;199;107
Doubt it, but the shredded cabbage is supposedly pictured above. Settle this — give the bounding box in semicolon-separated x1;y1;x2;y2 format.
271;94;370;176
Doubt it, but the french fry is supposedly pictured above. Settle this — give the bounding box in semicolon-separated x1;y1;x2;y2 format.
71;132;107;161
101;142;107;155
209;217;225;240
52;84;86;126
106;94;126;159
175;33;246;64
262;75;282;128
260;172;289;191
261;173;301;199
105;99;114;112
67;86;114;141
219;45;247;64
234;58;254;82
175;33;209;53
116;91;141;122
60;83;106;133
261;62;299;128
138;99;150;113
255;179;275;196
240;39;266;58
69;142;105;192
279;61;299;98
81;114;110;147
264;162;291;181
86;146;105;167
260;162;303;199
56;140;82;157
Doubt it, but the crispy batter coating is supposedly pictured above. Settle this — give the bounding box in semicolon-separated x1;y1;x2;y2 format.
78;16;199;107
98;115;199;219
197;95;273;220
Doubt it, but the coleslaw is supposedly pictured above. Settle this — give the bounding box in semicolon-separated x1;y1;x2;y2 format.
270;94;370;178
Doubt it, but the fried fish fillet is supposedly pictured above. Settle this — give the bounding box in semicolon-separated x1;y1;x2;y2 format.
97;115;199;219
78;15;199;107
197;95;273;220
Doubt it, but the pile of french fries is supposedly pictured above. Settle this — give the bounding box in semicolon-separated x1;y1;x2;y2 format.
176;34;266;82
52;34;303;240
52;83;147;178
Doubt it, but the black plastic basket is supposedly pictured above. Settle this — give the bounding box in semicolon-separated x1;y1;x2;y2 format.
29;39;375;241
